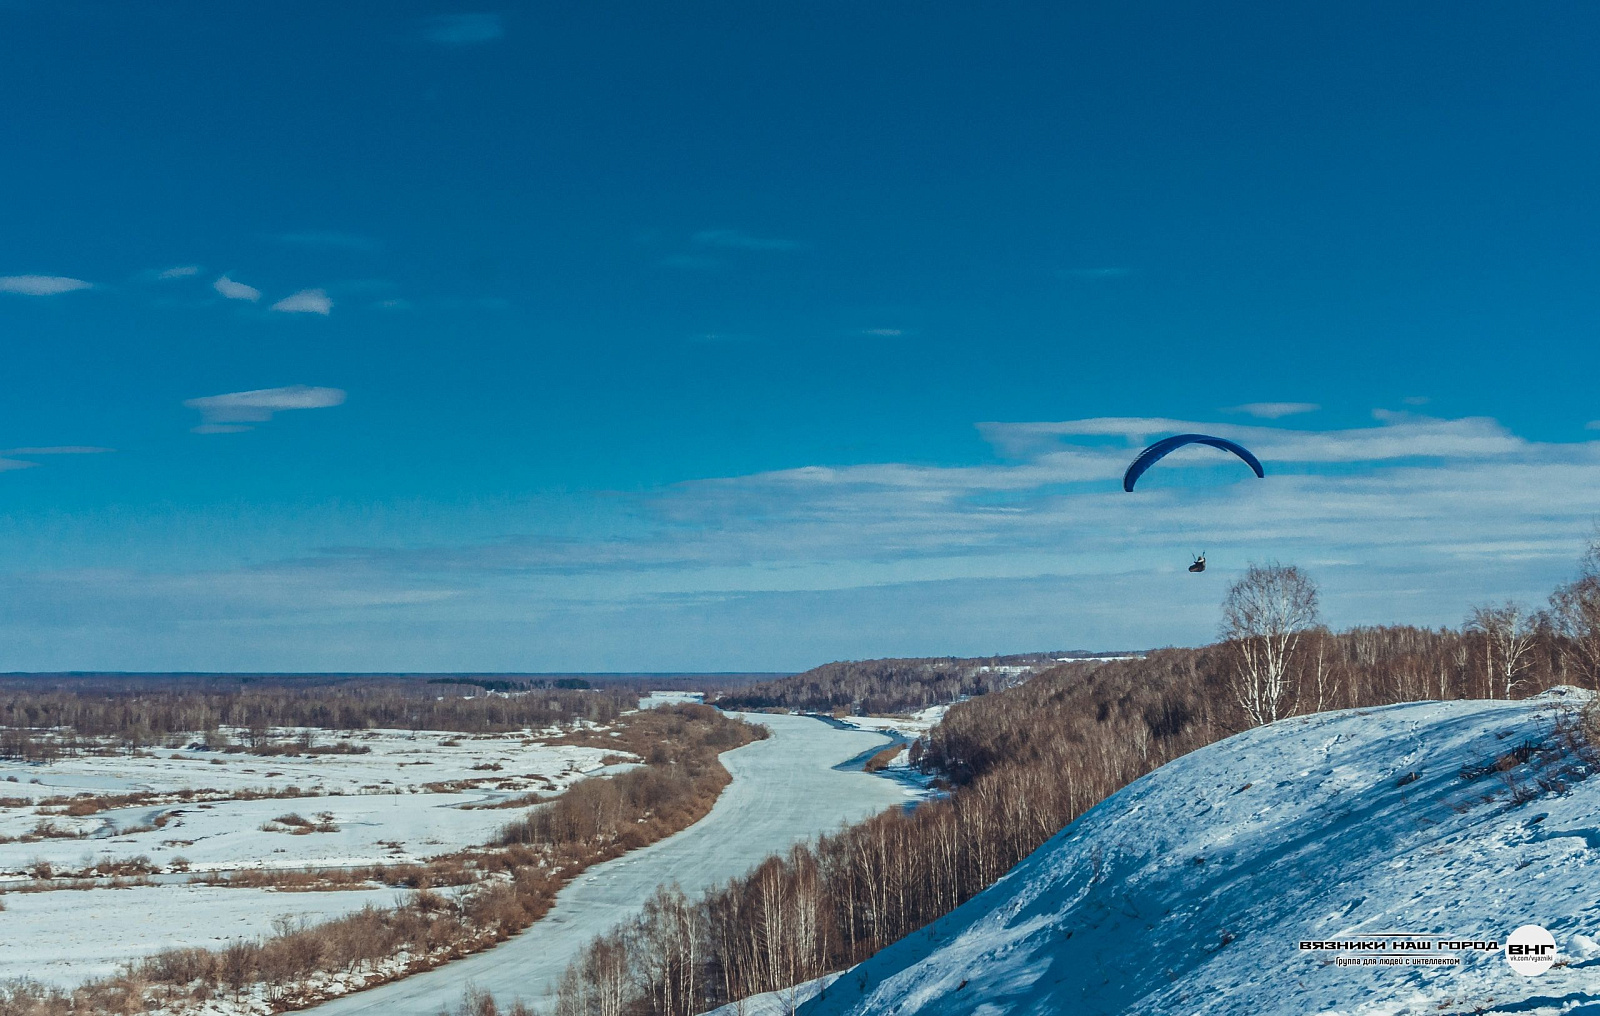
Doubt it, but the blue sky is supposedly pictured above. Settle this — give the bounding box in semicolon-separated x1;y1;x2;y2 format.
4;2;1600;671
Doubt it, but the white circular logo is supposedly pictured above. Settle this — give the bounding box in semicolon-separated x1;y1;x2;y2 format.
1505;925;1557;976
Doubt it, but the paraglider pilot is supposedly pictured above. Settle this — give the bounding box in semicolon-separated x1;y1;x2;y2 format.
1188;554;1206;573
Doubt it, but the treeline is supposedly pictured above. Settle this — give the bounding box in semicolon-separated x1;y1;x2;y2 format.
0;678;631;760
0;706;768;1016
547;561;1600;1016
497;705;767;855
715;653;1069;715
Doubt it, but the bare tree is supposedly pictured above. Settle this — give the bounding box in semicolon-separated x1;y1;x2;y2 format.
1220;562;1321;725
1549;534;1600;689
1466;600;1538;699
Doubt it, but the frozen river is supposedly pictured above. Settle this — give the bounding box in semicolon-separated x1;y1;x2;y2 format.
308;711;913;1015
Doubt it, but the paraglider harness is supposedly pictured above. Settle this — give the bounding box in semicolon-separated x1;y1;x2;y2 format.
1188;553;1206;573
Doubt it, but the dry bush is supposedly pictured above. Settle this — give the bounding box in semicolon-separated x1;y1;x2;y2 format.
862;746;903;773
445;985;538;1016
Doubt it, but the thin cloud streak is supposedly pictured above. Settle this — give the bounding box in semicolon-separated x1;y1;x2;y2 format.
0;446;114;475
270;288;333;315
0;275;92;295
1225;402;1321;419
183;385;346;433
213;275;261;302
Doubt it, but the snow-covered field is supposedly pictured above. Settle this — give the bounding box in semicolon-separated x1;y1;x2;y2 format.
805;690;1600;1016
832;705;948;741
0;882;403;988
640;691;707;709
0;726;628;987
0;727;624;873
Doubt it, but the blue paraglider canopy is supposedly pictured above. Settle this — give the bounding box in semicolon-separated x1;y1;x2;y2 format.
1122;434;1264;492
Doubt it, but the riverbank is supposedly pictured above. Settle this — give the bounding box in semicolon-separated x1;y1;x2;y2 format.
305;712;911;1015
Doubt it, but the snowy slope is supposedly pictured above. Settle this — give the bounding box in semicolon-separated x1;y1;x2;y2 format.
803;691;1600;1016
699;974;842;1016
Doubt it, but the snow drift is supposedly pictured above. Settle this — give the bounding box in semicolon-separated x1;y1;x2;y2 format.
802;691;1600;1016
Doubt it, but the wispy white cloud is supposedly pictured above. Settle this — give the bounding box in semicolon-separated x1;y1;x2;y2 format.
11;412;1599;668
1224;402;1321;419
421;13;503;46
860;328;905;337
183;385;346;433
213;275;262;302
692;229;802;252
270;288;333;315
0;445;113;476
157;265;201;280
980;413;1525;464
282;414;1600;633
0;275;92;296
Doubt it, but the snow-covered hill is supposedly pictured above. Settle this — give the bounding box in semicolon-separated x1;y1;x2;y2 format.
802;690;1600;1016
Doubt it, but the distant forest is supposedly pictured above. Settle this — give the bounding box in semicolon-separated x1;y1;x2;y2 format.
714;652;1123;715
0;675;633;759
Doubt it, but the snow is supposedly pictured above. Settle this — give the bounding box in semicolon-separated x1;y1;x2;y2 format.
640;691;707;709
0;727;625;876
698;974;842;1016
833;705;949;741
0;882;402;987
0;726;626;988
803;690;1600;1016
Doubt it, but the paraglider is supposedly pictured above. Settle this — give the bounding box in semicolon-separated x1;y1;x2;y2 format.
1123;434;1263;573
1122;434;1264;492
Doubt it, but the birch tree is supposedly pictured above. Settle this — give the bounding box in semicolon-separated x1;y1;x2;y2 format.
1466;600;1538;699
1220;562;1321;725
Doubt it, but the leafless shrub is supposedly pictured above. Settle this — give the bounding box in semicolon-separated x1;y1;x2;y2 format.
862;746;903;773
